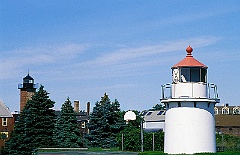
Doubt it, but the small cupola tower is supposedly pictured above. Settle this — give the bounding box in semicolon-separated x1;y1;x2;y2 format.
161;46;220;154
171;46;208;98
18;73;37;112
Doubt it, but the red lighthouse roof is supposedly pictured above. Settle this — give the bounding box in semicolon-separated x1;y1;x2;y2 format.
172;46;207;68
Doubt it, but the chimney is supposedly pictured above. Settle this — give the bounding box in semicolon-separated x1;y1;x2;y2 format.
74;100;80;112
87;102;90;115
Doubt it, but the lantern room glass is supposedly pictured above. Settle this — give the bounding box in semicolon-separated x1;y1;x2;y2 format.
178;67;207;83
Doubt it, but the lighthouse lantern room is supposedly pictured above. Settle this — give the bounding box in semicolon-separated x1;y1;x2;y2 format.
18;73;37;112
161;46;220;154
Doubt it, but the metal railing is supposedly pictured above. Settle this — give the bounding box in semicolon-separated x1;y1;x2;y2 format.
18;83;38;89
161;83;219;100
208;83;219;99
161;83;171;99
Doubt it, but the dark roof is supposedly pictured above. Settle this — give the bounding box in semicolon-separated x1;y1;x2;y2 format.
215;115;240;127
0;99;12;117
23;74;34;80
54;110;88;121
215;105;237;109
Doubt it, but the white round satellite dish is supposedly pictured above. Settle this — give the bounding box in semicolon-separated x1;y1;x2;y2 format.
124;111;136;122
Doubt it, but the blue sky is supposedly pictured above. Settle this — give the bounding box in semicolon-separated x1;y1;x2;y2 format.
0;0;240;112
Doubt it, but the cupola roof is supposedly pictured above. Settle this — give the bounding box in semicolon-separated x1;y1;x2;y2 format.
23;73;34;80
172;46;207;68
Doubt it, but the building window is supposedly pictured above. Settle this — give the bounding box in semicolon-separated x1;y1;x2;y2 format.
2;118;7;126
147;112;152;116
233;106;240;114
214;107;218;115
157;111;165;115
81;122;85;128
0;132;8;139
178;102;181;107
222;107;229;115
194;102;197;108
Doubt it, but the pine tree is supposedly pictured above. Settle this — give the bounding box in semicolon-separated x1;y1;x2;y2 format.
151;103;166;110
85;101;103;147
86;93;125;148
4;111;32;155
5;85;55;155
53;97;83;148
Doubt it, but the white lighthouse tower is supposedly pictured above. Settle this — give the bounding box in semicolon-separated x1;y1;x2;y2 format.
161;46;220;154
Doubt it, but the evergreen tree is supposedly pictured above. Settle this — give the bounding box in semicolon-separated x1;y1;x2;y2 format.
53;97;83;148
150;103;166;111
86;101;103;147
86;93;125;148
4;112;31;155
5;85;55;155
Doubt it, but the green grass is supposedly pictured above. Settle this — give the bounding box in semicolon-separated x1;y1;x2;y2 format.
38;147;120;152
88;147;119;152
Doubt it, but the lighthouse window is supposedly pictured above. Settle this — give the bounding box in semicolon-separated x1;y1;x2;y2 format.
180;67;206;83
191;68;200;82
200;68;207;83
180;68;190;82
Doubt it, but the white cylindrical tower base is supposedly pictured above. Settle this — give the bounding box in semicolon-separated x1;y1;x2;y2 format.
164;107;216;154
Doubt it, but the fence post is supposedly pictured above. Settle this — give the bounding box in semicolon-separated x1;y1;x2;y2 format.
153;133;155;151
122;133;124;151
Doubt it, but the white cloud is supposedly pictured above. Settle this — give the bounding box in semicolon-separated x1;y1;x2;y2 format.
0;43;88;79
0;36;221;81
49;36;220;81
82;36;220;67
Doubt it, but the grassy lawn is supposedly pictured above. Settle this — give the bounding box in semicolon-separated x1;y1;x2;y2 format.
38;148;240;155
138;151;240;155
37;147;138;155
38;147;119;152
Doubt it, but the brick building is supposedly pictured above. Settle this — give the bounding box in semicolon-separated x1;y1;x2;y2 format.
215;104;240;136
0;99;14;147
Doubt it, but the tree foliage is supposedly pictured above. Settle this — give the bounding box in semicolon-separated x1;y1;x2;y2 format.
143;131;164;151
216;133;240;151
86;93;125;148
117;127;164;152
117;126;141;151
150;103;165;111
117;110;142;151
53;97;84;148
116;110;164;152
5;85;55;155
